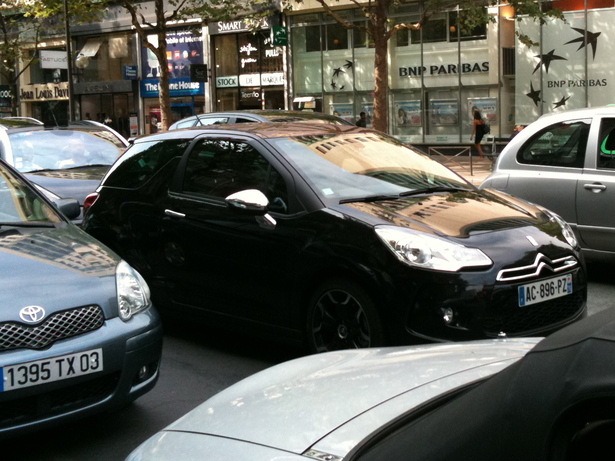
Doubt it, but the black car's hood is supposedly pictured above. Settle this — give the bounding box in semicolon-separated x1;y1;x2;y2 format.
338;188;547;240
0;224;119;321
25;166;109;204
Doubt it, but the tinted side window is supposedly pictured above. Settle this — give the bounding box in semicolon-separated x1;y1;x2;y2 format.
597;118;615;169
196;116;229;126
102;139;189;188
175;119;197;129
182;139;289;213
517;120;590;168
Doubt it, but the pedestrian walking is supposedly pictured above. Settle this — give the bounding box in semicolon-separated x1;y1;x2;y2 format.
470;109;486;159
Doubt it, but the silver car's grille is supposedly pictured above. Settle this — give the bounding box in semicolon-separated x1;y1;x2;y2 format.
0;305;104;351
497;253;578;282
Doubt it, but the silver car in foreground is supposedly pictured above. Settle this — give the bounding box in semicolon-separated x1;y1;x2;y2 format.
127;307;615;460
481;106;615;260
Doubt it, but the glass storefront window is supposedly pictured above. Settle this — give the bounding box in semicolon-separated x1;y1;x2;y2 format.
449;11;487;41
214;34;239;77
76;33;133;82
411;13;447;43
353;21;374;48
326;22;349;50
306;25;322;52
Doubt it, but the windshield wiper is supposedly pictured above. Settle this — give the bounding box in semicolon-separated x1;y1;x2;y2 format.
398;185;474;197
339;186;475;204
61;164;111;170
339;194;401;204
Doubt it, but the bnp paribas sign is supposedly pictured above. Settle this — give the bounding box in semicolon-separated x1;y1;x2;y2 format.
399;62;489;77
515;9;611;122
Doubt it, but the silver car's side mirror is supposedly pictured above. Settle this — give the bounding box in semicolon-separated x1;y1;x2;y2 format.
225;189;276;230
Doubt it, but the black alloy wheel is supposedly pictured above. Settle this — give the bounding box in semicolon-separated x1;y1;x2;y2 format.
307;279;385;353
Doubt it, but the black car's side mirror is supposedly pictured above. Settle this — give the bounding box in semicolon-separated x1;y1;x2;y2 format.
225;189;276;230
54;198;81;220
225;189;269;214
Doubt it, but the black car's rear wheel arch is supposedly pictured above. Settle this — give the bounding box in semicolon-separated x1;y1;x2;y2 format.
306;278;386;353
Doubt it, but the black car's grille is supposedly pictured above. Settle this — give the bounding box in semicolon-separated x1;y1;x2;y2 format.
483;291;585;336
0;305;104;351
0;372;119;430
497;253;578;282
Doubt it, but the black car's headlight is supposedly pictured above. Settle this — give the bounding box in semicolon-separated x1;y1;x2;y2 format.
540;208;578;248
116;261;151;321
375;226;492;272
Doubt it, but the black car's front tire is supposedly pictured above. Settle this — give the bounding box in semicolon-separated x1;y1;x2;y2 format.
307;279;385;353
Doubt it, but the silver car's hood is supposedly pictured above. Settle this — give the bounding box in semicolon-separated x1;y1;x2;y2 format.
130;339;540;460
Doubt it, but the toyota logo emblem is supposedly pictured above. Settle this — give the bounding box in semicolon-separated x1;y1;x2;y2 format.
19;306;46;323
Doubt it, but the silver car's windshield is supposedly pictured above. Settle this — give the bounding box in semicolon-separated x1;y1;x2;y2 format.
0;163;63;226
8;130;125;173
269;132;471;203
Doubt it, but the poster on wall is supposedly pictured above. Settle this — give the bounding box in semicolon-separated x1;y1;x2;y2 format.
330;103;355;124
395;101;422;126
142;29;204;80
430;100;459;126
467;98;497;124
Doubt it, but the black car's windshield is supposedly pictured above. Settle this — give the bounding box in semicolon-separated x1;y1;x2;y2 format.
269;132;471;203
0;163;63;226
7;130;126;173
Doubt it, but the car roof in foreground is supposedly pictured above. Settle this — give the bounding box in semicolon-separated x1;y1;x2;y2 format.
132;122;372;143
132;308;615;460
150;338;539;457
359;307;615;461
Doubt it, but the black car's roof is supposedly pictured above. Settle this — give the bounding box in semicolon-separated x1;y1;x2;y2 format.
199;109;341;118
133;122;373;143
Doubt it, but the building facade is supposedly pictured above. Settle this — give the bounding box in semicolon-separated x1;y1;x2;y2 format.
7;0;615;142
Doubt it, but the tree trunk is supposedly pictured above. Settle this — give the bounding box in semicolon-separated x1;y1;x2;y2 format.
371;3;389;133
154;0;171;131
156;30;171;131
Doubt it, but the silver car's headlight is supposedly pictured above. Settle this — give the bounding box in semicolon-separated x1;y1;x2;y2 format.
116;260;151;321
540;208;578;248
375;226;492;272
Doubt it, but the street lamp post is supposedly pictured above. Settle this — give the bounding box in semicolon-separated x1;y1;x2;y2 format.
63;0;75;121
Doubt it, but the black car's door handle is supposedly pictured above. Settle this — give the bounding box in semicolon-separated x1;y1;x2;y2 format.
583;183;607;193
164;209;186;218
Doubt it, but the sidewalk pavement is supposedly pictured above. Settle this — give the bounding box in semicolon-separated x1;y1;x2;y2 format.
434;155;493;186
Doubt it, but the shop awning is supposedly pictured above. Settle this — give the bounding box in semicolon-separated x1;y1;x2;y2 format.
78;37;104;57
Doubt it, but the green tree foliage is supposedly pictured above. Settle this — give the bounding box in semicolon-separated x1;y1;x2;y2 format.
0;0;106;115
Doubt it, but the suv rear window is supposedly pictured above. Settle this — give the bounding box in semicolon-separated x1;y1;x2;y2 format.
102;139;189;188
516;120;590;168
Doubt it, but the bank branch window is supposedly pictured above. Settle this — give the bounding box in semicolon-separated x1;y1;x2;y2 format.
517;120;590;168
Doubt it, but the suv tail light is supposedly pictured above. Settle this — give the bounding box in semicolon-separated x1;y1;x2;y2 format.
83;192;99;211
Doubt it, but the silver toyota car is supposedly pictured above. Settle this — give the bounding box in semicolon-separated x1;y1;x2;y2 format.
481;106;615;260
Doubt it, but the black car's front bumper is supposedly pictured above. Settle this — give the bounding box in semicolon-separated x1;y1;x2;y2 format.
385;261;587;344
